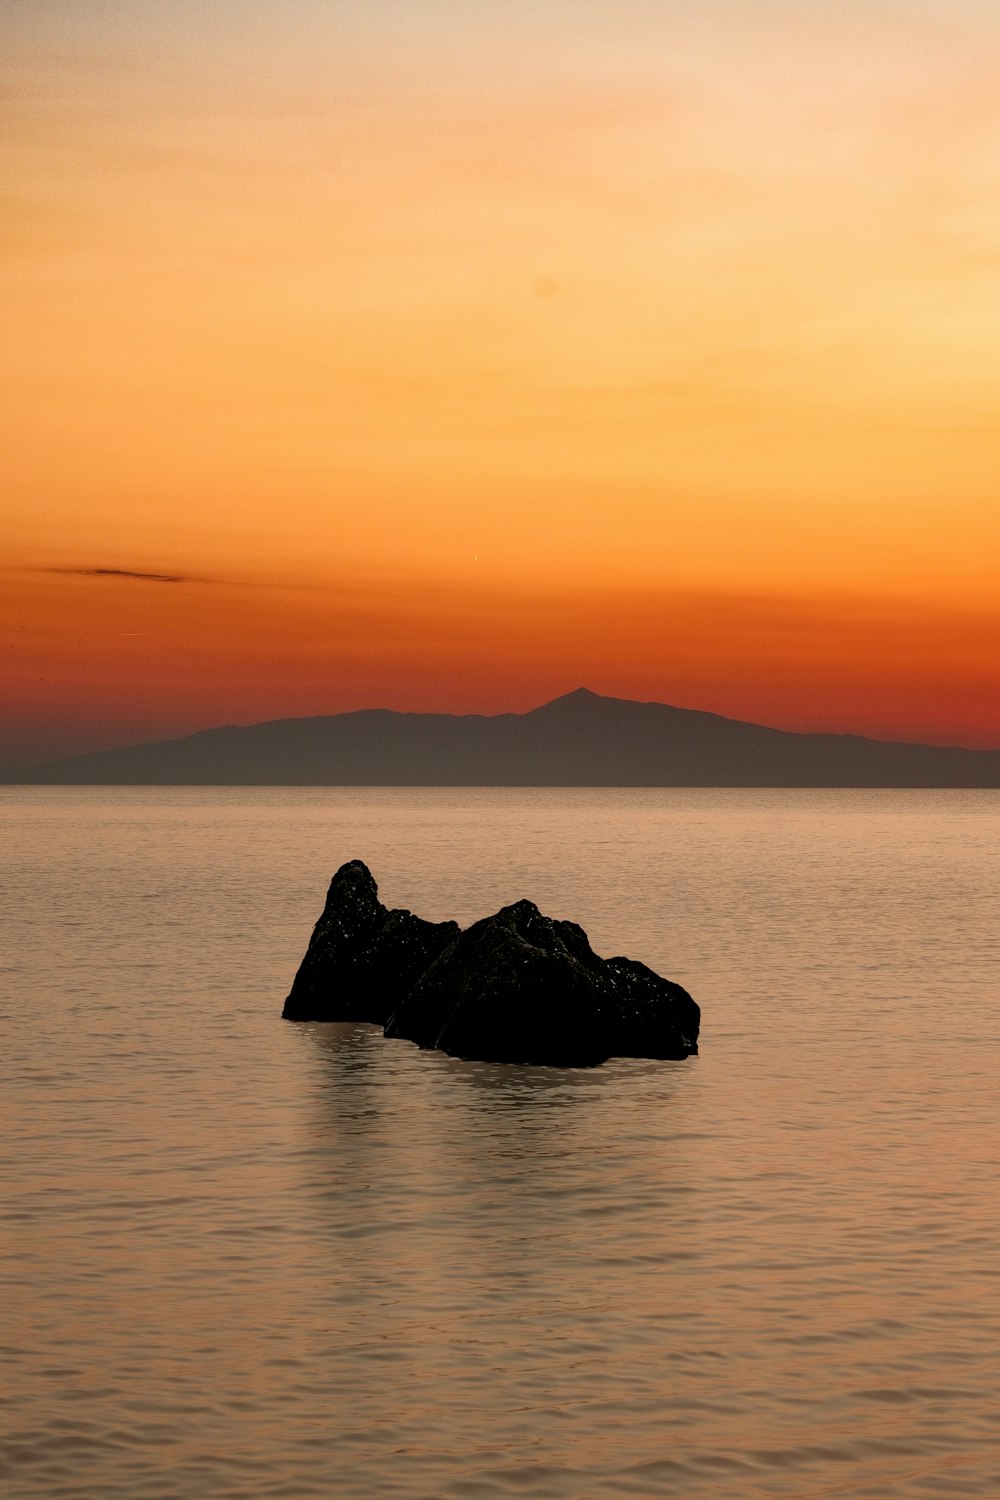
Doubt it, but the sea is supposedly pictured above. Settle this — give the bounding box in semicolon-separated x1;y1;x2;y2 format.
3;786;1000;1499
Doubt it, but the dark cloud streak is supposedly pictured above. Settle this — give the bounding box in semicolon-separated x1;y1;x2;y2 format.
46;567;193;584
24;565;439;596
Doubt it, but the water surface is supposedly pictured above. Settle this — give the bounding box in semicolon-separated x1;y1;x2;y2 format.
3;787;1000;1498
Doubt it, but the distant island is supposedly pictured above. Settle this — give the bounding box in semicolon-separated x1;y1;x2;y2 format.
6;688;1000;786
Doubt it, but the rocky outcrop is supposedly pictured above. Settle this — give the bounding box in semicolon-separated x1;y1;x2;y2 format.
283;861;700;1067
282;861;460;1024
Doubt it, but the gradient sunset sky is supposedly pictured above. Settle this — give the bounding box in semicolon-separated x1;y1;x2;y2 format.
4;0;1000;765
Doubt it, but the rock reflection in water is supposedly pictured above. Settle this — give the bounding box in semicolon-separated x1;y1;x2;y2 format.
298;1019;702;1495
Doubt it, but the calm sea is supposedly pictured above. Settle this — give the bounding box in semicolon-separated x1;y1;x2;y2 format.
3;787;1000;1499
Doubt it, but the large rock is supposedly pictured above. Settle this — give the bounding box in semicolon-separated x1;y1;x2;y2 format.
283;861;700;1067
384;901;612;1067
281;860;460;1023
385;900;699;1066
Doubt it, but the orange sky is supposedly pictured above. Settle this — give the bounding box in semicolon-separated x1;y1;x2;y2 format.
4;0;1000;764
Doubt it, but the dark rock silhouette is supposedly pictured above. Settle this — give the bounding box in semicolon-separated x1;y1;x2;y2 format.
284;862;700;1068
282;861;460;1024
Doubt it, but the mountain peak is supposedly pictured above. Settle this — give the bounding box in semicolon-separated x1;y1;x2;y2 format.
529;686;660;717
534;687;608;710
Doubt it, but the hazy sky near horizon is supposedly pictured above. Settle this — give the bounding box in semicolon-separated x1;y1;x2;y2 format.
4;0;1000;762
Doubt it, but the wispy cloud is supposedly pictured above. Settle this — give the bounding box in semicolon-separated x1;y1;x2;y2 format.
46;566;193;584
23;564;444;596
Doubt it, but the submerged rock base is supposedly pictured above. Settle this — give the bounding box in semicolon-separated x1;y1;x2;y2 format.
283;861;699;1068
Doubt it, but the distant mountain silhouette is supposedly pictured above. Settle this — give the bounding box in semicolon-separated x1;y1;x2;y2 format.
7;688;1000;786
